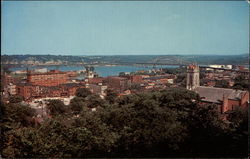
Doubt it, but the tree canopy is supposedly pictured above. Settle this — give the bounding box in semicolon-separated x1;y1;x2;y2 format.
0;88;248;158
46;99;67;116
75;88;92;98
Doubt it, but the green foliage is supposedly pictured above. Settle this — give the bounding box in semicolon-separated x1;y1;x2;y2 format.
1;103;36;127
105;94;187;157
0;102;36;157
227;107;248;129
47;100;67;116
75;88;92;98
232;84;244;90
174;73;186;87
129;83;142;91
215;80;229;88
70;97;86;114
9;95;24;103
233;75;249;90
86;94;105;108
1;88;248;158
105;89;118;104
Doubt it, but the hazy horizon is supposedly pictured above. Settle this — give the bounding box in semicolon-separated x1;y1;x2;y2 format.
2;1;249;56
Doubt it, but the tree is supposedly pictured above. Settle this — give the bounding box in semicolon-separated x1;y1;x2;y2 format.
86;94;105;108
174;74;186;87
1;103;36;127
0;88;248;158
9;95;23;103
105;89;118;104
130;83;141;91
215;80;229;88
47;100;67;116
232;84;244;90
75;88;92;98
70;97;86;114
0;102;36;157
233;75;249;90
103;92;188;157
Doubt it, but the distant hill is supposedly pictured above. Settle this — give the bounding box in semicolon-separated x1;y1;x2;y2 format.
1;54;248;65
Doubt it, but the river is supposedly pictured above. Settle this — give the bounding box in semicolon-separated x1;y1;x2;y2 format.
9;65;179;77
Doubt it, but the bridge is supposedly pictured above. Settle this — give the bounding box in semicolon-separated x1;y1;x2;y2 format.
115;62;249;74
11;61;247;74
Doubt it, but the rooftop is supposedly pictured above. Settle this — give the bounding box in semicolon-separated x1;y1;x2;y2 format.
107;76;128;80
28;70;66;75
145;75;175;80
194;86;247;103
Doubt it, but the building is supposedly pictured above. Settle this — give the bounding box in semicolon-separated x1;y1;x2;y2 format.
7;83;17;95
186;64;200;90
186;64;249;114
89;83;108;96
144;75;175;84
194;86;249;113
66;71;78;77
34;68;48;73
16;82;85;101
16;83;40;100
206;65;232;70
59;83;85;96
88;77;104;84
131;75;143;84
85;66;98;79
27;70;68;86
104;76;131;93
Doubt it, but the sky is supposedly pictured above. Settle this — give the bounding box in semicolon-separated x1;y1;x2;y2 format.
1;1;249;56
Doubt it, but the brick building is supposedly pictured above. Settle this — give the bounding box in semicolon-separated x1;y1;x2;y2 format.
27;70;68;86
131;75;143;84
104;76;131;93
16;82;85;101
194;86;249;114
144;75;176;84
16;83;40;100
186;64;249;115
59;83;85;96
88;77;104;84
119;75;144;84
89;83;108;96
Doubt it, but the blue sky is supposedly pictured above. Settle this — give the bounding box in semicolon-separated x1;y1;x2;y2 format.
2;1;249;55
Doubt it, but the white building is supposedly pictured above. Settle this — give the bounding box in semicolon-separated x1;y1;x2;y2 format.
7;83;16;95
207;65;232;70
34;68;48;73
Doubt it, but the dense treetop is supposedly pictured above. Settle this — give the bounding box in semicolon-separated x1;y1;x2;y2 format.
0;88;248;158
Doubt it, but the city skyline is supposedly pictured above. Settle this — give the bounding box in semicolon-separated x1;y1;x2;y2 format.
2;1;249;55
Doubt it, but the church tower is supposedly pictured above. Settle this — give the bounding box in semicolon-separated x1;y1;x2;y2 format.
186;64;200;90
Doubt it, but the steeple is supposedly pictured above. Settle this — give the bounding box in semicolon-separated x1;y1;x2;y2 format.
186;64;200;90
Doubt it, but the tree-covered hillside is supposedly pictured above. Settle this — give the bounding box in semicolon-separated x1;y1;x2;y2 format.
1;54;248;65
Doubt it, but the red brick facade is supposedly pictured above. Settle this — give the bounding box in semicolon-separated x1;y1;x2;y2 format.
27;70;68;86
16;83;85;101
104;76;131;93
131;75;143;84
223;91;249;112
88;77;104;84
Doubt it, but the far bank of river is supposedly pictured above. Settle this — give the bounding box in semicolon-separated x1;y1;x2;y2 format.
9;65;178;77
